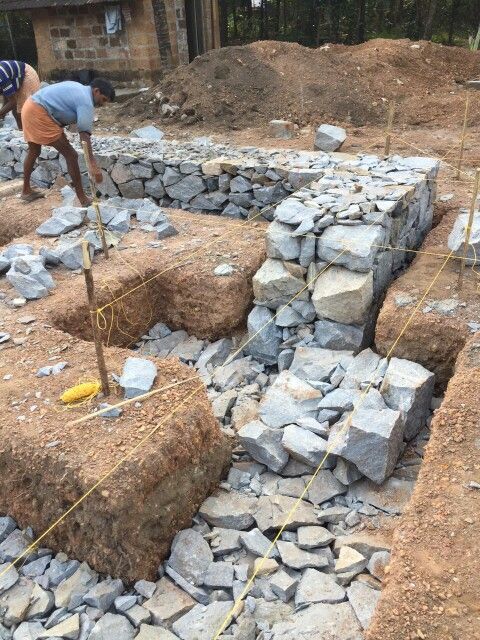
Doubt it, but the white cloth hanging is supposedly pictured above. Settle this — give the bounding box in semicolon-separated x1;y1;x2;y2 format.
105;5;122;34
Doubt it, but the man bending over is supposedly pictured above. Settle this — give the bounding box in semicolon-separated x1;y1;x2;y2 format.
21;78;115;204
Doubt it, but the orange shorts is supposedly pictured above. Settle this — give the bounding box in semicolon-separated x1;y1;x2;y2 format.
22;97;63;146
16;64;40;112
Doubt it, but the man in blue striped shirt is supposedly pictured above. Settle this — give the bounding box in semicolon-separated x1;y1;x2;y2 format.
0;60;40;129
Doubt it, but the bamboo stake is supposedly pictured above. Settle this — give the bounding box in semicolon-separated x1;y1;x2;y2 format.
456;93;470;180
81;141;109;259
384;101;395;156
458;167;480;290
82;240;110;396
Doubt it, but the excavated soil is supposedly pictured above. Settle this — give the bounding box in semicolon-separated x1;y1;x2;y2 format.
368;335;480;640
0;189;272;580
120;39;480;130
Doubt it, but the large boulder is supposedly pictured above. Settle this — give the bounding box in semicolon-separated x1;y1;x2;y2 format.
381;357;434;440
270;602;362;639
289;347;354;386
238;420;289;472
253;259;308;309
328;407;404;484
317;225;384;272
259;371;322;428
312;266;373;325
266;220;301;261
447;211;480;265
314;125;347;152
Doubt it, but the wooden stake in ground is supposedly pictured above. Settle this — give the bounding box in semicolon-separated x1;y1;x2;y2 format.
81;141;109;259
455;93;470;180
458;167;480;290
384;101;395;156
82;240;110;396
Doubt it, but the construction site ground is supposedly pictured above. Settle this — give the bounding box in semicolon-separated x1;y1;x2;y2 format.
1;36;480;639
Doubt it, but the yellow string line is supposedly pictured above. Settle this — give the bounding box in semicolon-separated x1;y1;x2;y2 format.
212;249;454;639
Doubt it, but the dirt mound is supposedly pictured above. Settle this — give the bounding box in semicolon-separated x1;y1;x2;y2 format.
123;38;479;130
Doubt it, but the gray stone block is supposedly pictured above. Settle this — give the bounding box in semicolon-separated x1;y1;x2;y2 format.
6;255;55;299
259;371;322;428
314;124;347;152
119;357;157;399
381;357;435;440
253;259;308;310
312;266;373;325
238;420;288;473
329;407;404;484
317;225;384;272
314;320;365;352
246;305;282;365
168;529;213;586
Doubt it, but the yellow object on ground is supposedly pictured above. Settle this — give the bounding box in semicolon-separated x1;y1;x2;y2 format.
60;381;101;405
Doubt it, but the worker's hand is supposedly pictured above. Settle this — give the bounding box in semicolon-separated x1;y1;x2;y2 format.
91;163;103;184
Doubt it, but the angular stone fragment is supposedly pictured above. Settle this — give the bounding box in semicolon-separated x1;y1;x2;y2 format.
239;528;277;558
199;491;257;530
54;562;98;609
253;259;308;309
40;613;80;639
346;581;381;629
143;578;195;625
0;529;33;563
314;124;347;152
254;495;317;533
119;357;157;399
312;266;373;325
328;407;404;484
12;621;45;640
270;601;362;639
130;125;164;140
83;578;124;611
367;550;390;581
88;613;135;640
164;566;209;605
295;568;346;607
277;541;328;571
259;371;322;428
246;306;282;365
317;225;384;272
269;569;298;603
447;211;480;265
282;424;330;468
136;624;178;640
238;420;288;473
305;470;347;505
172;601;234;640
266;221;301;261
338;349;381;391
165;175;205;203
168;529;213;586
333;459;363;485
6;256;55;300
348;477;414;515
0;562;18;594
269;120;295;140
123;605;151;627
274;199;316;226
203;562;234;589
314;320;365;352
335;547;367;575
381;357;435;440
290;347;354;385
333;533;391;559
297;525;335;549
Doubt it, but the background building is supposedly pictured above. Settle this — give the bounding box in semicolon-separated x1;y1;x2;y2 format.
0;0;220;82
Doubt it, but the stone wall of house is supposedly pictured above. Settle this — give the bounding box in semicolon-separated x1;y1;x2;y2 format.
32;0;162;82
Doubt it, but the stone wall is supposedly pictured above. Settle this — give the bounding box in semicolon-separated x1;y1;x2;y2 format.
0;128;438;352
32;1;162;82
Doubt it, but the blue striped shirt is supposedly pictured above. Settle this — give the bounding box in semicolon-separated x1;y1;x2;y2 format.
0;60;26;97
